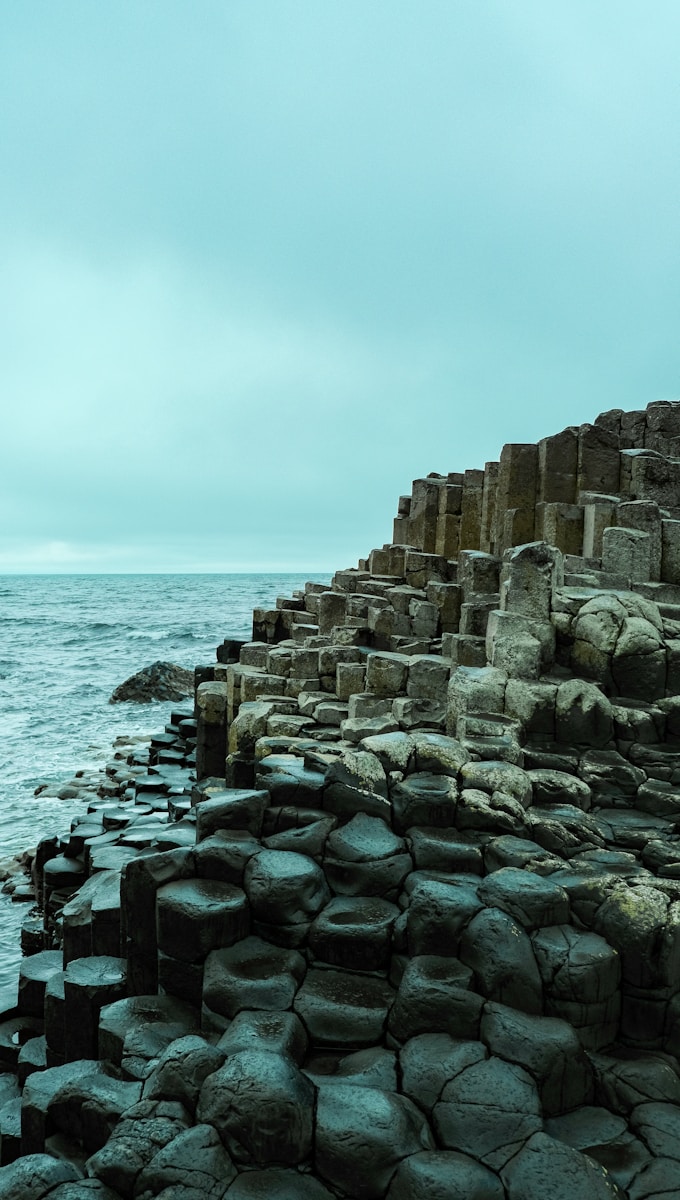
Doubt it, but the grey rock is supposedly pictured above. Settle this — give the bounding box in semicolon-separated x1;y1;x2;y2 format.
314;1082;434;1200
109;662;194;704
387;1150;504;1200
197;1049;314;1166
433;1055;542;1170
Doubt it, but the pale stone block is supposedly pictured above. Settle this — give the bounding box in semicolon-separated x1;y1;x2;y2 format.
504;679;557;738
602;526;651;583
539;503;584;557
404;551;449;588
365;652;410;697
336;662;367;702
438;482;463;515
409;599;439;638
499;542;564;622
239;642;270;668
387;545;409;578
318;592;347;635
435;512;461;558
446;665;507;736
617;500;663;580
582;496;618;558
445;634;487;667
486;608;556;671
493;443;538;553
458;550;501;598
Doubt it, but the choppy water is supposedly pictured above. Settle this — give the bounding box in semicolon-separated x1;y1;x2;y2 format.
0;573;329;1008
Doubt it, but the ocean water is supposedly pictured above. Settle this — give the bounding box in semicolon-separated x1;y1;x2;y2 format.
0;572;329;1007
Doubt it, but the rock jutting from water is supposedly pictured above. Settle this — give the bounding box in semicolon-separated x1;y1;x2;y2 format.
3;400;680;1197
109;662;195;704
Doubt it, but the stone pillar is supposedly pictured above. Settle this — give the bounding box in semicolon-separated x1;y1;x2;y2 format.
407;477;445;553
318;591;347;635
617;500;663;581
392;495;411;545
435;481;463;559
537;428;578;505
479;461;500;553
582;494;619;558
577;424;620;496
122;848;195;996
196;682;229;782
459;469;485;551
538;503;584;556
493;443;538;555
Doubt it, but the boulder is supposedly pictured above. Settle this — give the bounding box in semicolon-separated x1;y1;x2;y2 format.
109;661;194;703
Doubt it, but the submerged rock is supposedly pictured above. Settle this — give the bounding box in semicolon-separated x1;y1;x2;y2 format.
109;661;194;704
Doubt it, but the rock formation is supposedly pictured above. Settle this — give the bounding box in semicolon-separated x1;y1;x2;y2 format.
109;662;194;704
3;400;680;1197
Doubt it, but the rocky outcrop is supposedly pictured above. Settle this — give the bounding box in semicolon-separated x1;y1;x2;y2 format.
3;400;680;1197
109;662;194;704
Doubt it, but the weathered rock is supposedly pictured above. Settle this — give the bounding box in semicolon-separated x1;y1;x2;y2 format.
314;1083;434;1200
387;1150;504;1200
197;1049;314;1166
109;661;194;703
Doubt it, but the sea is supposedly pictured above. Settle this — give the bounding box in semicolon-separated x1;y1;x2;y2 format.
0;572;330;1010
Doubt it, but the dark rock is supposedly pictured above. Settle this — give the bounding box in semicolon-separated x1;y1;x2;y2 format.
85;1098;191;1195
314;1082;434;1200
197;1049;314;1166
0;1153;81;1199
202;937;306;1024
387;1150;504;1200
433;1055;542;1170
133;1122;236;1199
500;1130;625;1199
109;661;194;704
223;1169;335;1199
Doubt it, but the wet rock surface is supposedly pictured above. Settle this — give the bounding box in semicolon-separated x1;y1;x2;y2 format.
4;400;680;1196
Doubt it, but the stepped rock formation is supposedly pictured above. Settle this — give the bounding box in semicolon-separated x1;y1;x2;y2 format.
3;400;680;1197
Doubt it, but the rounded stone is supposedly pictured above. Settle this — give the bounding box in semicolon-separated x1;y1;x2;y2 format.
244;850;329;927
387;1150;505;1200
314;1083;434;1200
197;1049;314;1166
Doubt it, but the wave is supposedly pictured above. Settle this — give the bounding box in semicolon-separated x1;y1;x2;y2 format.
127;629;171;640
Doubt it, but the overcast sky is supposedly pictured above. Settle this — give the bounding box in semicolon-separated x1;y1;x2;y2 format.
1;2;678;572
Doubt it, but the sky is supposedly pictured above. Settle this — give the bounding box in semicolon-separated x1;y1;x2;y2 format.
0;2;678;573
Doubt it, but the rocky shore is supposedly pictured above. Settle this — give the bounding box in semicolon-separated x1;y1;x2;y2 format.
2;400;680;1198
